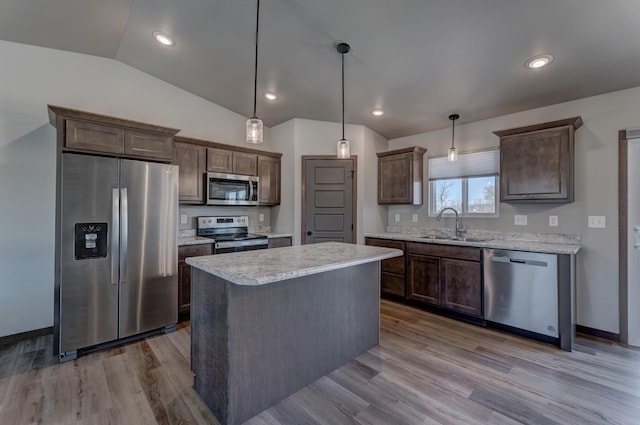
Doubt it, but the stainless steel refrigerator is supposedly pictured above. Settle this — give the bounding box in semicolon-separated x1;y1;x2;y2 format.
54;153;178;361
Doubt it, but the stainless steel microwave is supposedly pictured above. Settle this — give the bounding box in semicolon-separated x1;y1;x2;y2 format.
206;172;259;205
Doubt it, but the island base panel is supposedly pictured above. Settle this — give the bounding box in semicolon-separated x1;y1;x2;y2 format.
191;262;381;425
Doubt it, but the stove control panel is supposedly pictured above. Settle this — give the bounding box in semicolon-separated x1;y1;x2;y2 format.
198;215;249;229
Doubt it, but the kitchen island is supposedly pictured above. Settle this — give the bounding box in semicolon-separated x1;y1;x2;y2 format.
186;242;402;425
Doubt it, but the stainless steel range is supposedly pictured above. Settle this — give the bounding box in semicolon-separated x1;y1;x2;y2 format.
197;216;268;253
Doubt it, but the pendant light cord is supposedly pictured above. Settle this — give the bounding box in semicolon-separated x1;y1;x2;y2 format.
451;118;455;149
252;0;260;118
341;51;345;140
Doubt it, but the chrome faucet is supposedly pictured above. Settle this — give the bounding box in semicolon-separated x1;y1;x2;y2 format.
436;207;463;238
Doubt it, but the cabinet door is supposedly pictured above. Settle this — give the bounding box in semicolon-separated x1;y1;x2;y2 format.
124;130;174;161
378;153;413;204
441;258;482;316
178;261;191;314
175;142;206;203
267;237;292;248
500;126;572;202
65;119;125;154
407;254;441;305
258;155;281;205
206;148;233;173
381;272;405;297
178;244;213;315
233;152;258;176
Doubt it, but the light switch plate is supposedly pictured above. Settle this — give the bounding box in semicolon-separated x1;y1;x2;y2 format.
549;215;558;227
514;215;528;226
394;213;400;222
412;214;418;222
180;214;187;224
259;213;264;222
588;216;606;228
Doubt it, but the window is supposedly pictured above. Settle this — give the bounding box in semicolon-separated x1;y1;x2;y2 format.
428;149;499;217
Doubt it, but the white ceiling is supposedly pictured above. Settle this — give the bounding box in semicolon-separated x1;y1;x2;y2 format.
2;0;640;139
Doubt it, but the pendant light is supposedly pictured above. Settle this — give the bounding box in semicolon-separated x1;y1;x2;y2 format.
246;0;263;144
448;113;459;162
336;42;351;158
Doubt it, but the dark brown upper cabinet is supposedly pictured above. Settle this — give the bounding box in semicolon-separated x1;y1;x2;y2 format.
175;140;206;204
377;146;426;205
207;148;258;176
48;105;179;162
175;136;282;205
257;155;281;205
494;117;582;203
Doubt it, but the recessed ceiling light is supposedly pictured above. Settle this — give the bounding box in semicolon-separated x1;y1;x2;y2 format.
371;109;384;116
153;32;175;47
264;92;278;100
525;54;553;69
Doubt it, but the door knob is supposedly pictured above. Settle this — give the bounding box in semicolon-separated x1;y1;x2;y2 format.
306;231;312;236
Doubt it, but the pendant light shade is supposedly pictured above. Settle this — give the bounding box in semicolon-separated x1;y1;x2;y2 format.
448;113;459;162
337;42;351;159
246;0;263;144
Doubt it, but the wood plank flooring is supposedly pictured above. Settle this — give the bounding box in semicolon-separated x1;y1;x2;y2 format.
1;300;639;425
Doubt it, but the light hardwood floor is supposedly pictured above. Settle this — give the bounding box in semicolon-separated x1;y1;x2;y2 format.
1;300;639;425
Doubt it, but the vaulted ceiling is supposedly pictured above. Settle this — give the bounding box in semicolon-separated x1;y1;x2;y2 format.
2;0;640;139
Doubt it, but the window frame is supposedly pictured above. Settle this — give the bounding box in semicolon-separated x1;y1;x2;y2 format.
427;148;500;218
428;175;500;218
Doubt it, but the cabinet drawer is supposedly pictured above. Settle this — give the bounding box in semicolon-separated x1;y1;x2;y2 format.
381;272;405;297
365;238;405;274
125;130;174;161
178;244;213;261
406;242;481;262
65;119;124;154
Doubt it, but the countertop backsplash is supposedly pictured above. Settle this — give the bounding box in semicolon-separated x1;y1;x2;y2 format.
385;226;581;245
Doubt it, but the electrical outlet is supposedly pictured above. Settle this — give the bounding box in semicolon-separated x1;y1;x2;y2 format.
180;214;187;224
549;215;558;227
259;213;264;222
514;215;528;226
394;213;400;222
412;214;418;222
588;216;606;228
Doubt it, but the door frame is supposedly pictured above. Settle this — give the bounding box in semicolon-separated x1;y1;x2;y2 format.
301;155;357;245
619;128;640;346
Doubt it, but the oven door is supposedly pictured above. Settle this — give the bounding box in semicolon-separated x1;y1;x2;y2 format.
214;239;268;254
207;172;259;205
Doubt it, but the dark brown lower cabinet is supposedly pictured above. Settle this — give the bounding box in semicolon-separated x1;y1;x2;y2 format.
407;254;441;304
365;238;406;297
406;242;482;317
178;244;213;315
267;236;292;248
441;258;482;316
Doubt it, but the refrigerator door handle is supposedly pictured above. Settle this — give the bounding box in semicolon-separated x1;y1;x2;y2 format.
120;188;128;284
111;188;120;285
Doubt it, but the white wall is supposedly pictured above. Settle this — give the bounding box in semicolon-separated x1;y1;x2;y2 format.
270;119;388;245
0;41;266;337
389;86;640;334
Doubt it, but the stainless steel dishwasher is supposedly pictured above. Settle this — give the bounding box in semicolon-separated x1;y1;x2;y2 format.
484;249;558;338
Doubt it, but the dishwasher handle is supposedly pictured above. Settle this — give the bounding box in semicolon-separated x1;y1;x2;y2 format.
490;255;548;267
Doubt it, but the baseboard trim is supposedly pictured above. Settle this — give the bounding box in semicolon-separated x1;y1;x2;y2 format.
576;325;620;342
0;326;53;348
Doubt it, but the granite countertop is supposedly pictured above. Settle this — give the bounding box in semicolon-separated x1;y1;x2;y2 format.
365;232;580;255
186;242;402;286
178;232;293;246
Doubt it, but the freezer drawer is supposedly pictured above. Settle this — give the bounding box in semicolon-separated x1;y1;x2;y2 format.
484;249;559;338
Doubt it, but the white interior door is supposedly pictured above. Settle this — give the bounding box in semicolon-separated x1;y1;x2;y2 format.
628;139;640;347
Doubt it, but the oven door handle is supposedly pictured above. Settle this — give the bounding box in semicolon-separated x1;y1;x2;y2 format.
215;239;268;250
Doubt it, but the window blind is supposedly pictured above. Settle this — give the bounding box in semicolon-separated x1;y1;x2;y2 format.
429;148;499;180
